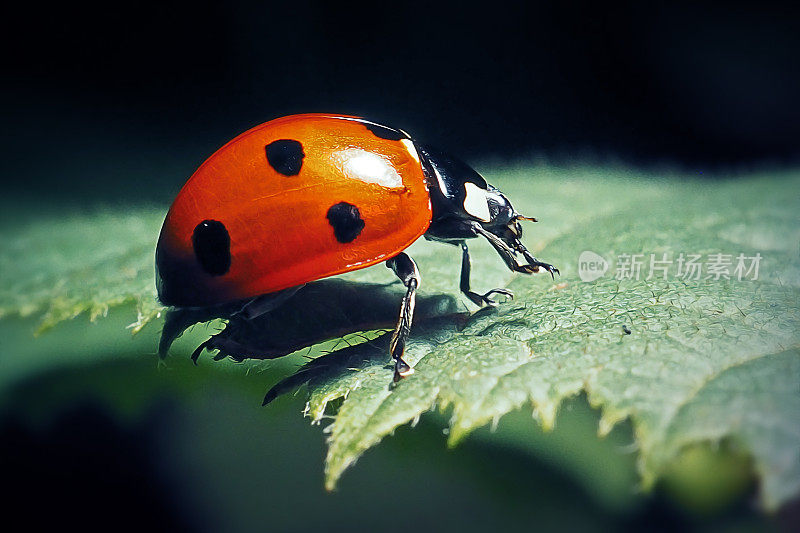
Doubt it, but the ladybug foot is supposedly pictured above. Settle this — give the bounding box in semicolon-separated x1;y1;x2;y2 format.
393;357;414;382
519;261;560;279
465;288;514;307
538;262;560;279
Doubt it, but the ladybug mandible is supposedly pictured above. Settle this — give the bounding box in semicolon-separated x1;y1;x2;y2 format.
156;114;559;381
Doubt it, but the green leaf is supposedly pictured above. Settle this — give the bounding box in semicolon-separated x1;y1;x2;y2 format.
0;207;165;333
2;167;798;511
266;168;800;508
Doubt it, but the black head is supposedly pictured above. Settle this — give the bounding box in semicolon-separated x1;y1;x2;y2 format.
416;144;537;246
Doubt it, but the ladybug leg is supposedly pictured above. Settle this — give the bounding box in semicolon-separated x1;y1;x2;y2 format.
460;242;513;307
386;252;420;382
472;224;560;279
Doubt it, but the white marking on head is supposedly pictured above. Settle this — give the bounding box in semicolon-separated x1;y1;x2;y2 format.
463;182;492;222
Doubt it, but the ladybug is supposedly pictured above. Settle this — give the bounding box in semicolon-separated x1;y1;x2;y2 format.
156;113;558;380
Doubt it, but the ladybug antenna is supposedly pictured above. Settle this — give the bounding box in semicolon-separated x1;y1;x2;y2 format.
514;214;538;223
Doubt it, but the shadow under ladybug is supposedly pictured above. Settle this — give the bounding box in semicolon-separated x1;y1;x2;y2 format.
158;278;467;365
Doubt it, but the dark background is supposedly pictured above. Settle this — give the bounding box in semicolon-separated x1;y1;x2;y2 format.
2;1;799;203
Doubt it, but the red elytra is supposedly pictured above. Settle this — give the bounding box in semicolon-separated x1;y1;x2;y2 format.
156;114;432;307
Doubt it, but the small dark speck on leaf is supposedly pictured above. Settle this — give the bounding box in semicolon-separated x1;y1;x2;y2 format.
622;325;631;335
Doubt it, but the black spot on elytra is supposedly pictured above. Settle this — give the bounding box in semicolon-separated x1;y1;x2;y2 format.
364;122;408;141
265;139;304;176
192;220;231;275
326;202;365;243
